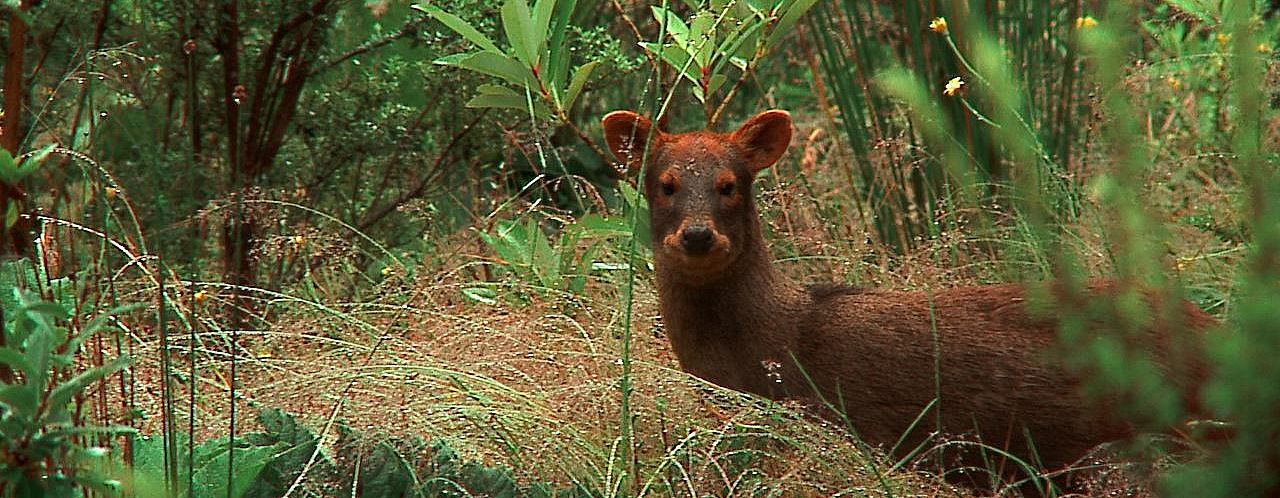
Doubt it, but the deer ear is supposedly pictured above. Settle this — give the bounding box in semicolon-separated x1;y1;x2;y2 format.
731;110;792;173
602;111;662;174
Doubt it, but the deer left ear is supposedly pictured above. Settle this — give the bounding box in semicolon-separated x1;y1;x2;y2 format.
731;110;792;173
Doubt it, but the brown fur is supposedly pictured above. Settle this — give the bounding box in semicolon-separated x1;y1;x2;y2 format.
601;109;1217;486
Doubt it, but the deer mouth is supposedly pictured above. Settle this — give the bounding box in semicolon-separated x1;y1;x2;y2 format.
659;225;734;276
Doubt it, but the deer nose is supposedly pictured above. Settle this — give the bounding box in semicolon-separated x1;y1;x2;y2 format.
680;225;714;254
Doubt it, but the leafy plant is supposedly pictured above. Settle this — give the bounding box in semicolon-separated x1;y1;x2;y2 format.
469;182;653;305
356;436;595;498
643;0;818;127
0;290;134;498
131;407;324;498
471;215;597;304
415;0;603;135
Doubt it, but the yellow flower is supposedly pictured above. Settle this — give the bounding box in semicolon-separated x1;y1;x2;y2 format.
381;266;392;276
928;17;948;34
292;235;305;248
105;186;118;199
943;77;965;97
194;290;208;304
1216;33;1231;48
1166;76;1182;91
1259;42;1273;54
1075;16;1098;30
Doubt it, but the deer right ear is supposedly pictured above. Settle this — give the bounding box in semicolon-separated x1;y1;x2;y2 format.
731;110;792;173
602;111;660;174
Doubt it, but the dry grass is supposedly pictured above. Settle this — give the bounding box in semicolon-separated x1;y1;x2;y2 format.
103;59;1266;497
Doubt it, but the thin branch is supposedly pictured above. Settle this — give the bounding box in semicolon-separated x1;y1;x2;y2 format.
315;18;426;76
356;110;489;232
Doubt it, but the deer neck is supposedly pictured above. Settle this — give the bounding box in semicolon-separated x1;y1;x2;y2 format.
653;224;805;395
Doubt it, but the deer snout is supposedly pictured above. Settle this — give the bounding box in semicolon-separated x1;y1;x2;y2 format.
680;224;715;254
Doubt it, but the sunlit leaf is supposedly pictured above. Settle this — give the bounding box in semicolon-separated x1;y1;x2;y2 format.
465;85;553;119
688;11;716;67
413;4;502;53
640;42;699;85
532;0;558;52
435;51;533;87
651;6;691;48
563;60;600;111
767;0;819;49
502;0;539;65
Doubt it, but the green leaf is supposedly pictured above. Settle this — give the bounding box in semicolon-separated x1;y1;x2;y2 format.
0;149;15;183
465;85;553;120
45;355;132;420
562;61;600;112
712;20;763;74
688;12;716;67
0;348;35;378
532;0;557;51
706;73;728;96
17;144;55;178
640;42;698;85
0;384;38;419
193;441;284;498
502;0;539;66
466;84;527;110
436;51;534;88
543;0;577;100
651;6;691;47
766;0;820;49
461;287;498;305
413;4;502;53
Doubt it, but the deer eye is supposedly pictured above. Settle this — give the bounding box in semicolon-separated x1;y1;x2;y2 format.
661;182;676;196
718;182;734;196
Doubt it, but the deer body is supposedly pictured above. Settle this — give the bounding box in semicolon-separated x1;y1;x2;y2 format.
601;110;1213;476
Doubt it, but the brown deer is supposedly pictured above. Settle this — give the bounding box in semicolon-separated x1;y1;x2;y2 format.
601;109;1216;489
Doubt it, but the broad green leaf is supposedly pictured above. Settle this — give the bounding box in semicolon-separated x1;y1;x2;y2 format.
689;12;716;66
0;384;38;419
436;51;533;88
529;219;558;286
573;214;633;238
690;84;707;104
563;61;600;111
413;4;502;53
713;19;763;74
651;6;691;48
0;149;15;183
0;348;35;378
544;0;577;96
193;441;284;498
706;73;728;96
640;42;699;85
24;321;54;394
502;0;539;66
766;0;820;49
465;85;553;120
532;0;557;51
